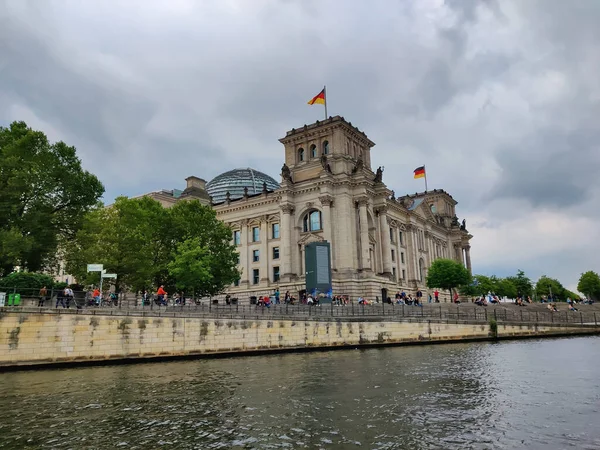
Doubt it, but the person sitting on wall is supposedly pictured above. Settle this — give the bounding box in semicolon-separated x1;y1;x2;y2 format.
93;288;101;306
453;292;460;304
263;295;271;308
307;295;314;305
569;303;578;312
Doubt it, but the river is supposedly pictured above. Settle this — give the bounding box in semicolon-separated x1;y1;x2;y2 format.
0;336;598;449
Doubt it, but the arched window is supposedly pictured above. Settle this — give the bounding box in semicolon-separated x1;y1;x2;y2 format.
323;140;329;155
298;148;305;162
303;210;322;232
310;144;317;158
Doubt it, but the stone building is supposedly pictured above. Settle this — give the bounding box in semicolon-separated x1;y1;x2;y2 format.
175;116;472;300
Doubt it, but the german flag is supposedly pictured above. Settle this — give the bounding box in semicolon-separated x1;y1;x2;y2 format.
307;88;326;105
413;166;426;179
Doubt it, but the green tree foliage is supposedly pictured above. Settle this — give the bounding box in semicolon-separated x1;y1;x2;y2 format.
535;275;565;300
0;121;104;276
426;258;471;297
577;271;600;301
65;197;239;296
563;289;581;301
0;272;56;293
460;274;517;299
505;270;533;298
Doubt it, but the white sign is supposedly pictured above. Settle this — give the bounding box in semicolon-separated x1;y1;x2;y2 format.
0;292;5;307
87;264;104;272
102;273;117;279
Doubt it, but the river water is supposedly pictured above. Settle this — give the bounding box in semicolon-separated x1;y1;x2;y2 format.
0;336;599;449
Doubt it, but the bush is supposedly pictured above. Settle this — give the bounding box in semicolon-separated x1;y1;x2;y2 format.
0;272;55;294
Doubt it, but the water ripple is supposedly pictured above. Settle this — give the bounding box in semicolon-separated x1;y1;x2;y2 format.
0;336;599;449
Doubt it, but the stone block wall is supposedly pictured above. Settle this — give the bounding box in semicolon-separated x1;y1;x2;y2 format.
0;312;596;368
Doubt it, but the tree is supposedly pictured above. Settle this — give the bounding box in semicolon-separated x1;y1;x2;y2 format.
0;272;56;293
65;196;170;291
577;271;600;301
426;258;471;298
505;269;533;298
0;121;104;276
169;200;240;296
535;275;565;301
564;289;581;301
65;197;239;296
495;278;517;299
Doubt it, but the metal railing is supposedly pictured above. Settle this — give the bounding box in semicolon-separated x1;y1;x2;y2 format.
1;293;599;328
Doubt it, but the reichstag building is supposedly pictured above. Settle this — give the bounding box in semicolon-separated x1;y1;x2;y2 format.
150;116;473;300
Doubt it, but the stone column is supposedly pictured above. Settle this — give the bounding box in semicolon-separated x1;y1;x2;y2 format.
239;220;249;286
319;195;335;270
357;198;370;271
405;224;416;282
465;246;472;274
378;207;392;275
280;204;294;280
260;216;269;283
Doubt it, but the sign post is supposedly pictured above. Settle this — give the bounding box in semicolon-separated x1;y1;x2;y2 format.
87;264;104;295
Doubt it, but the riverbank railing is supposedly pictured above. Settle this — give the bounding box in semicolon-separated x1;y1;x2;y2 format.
1;292;599;328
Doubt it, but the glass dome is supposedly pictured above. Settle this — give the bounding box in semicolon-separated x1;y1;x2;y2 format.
207;168;280;203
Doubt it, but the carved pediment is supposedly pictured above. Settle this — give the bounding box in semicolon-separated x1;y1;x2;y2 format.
298;232;325;247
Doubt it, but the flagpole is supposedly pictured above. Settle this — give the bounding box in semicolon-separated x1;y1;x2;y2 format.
424;164;428;192
324;85;328;119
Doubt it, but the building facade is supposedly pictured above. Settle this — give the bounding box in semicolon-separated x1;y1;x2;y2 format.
189;116;473;300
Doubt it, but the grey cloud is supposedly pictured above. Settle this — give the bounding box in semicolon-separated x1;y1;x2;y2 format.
2;0;600;290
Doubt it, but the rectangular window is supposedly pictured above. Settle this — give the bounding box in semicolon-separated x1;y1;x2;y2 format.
272;247;280;259
389;227;394;243
399;231;404;245
273;266;280;282
272;223;280;239
233;278;240;287
233;230;241;245
401;252;405;264
252;249;260;262
402;269;406;280
392;267;397;279
391;249;395;262
252;227;259;242
253;269;260;285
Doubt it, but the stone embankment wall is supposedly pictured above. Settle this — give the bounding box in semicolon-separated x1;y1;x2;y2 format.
0;312;597;368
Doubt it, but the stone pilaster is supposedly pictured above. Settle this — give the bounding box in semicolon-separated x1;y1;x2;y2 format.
465;245;472;274
378;207;392;276
239;219;249;286
259;216;269;282
319;195;335;270
280;204;294;280
357;197;371;271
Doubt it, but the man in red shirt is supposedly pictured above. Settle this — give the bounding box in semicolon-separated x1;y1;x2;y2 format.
434;290;439;303
157;286;167;305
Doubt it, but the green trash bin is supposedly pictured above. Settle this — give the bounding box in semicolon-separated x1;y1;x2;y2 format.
7;294;21;306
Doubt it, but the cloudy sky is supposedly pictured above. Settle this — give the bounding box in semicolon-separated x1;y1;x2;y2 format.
1;0;599;292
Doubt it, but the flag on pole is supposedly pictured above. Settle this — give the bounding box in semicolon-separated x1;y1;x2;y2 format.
307;88;326;105
413;166;426;179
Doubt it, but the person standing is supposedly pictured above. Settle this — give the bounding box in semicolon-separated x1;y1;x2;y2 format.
38;286;48;307
416;289;423;305
56;288;66;308
434;290;439;303
274;288;280;304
